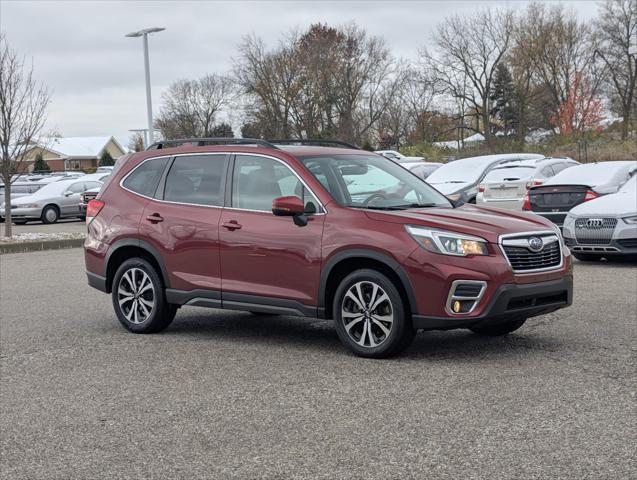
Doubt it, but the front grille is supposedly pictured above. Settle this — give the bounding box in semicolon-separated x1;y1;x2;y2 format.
617;238;637;248
501;235;562;272
574;217;617;245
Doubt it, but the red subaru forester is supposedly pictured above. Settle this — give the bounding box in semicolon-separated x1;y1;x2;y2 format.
84;138;573;358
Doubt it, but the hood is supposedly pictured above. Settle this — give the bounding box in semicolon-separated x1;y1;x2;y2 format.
569;189;637;217
427;182;470;195
365;204;555;243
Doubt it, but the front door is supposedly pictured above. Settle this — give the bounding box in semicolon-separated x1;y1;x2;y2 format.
140;154;228;293
219;154;325;311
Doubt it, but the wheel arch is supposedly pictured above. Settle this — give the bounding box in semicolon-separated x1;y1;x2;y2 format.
104;239;169;293
319;249;418;320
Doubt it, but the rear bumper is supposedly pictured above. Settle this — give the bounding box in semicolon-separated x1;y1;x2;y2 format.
412;276;573;331
87;271;108;292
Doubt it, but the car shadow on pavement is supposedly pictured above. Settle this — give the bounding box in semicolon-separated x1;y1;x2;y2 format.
164;309;564;360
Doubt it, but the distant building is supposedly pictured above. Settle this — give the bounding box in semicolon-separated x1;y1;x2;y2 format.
19;136;126;172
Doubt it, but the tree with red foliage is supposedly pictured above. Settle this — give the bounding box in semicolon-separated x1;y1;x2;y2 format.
550;71;604;134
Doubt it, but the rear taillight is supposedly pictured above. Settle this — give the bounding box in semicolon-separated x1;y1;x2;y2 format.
525;179;544;189
584;190;599;201
522;192;531;211
86;199;104;224
478;183;485;193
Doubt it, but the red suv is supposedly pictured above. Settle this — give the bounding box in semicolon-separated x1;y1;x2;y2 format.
84;138;573;358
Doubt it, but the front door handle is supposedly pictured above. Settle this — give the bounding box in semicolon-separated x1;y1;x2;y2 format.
222;220;242;231
146;213;164;223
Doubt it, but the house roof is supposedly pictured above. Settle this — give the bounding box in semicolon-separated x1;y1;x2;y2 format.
36;136;125;159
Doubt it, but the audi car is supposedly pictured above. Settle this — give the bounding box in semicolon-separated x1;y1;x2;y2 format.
563;175;637;261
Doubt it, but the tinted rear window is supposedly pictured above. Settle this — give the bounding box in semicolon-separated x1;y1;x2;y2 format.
163;154;228;206
123;157;169;198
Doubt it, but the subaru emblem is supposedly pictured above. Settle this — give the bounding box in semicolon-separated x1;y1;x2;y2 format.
528;236;544;252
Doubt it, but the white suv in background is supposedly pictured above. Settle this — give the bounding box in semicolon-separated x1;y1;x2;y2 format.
476;157;579;210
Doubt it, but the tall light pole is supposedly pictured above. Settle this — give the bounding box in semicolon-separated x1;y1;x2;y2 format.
125;27;165;147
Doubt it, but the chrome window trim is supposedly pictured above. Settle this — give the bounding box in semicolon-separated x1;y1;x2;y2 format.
498;230;564;274
230;152;327;215
445;280;487;316
119;152;327;214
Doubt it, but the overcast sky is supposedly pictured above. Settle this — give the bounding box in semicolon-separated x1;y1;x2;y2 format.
2;0;601;146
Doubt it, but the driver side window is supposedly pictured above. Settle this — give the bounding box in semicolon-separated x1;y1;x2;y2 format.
232;155;321;213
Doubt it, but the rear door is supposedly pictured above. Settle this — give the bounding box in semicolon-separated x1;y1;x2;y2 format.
140;154;229;293
218;154;325;310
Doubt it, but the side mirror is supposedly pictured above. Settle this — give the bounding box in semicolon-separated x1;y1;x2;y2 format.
272;195;308;227
272;195;305;216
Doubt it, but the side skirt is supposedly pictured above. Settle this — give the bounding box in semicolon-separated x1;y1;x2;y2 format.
165;289;318;318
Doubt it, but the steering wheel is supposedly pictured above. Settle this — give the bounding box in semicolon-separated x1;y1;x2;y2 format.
364;193;389;206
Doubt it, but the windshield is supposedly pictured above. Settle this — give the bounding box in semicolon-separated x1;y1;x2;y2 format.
483;166;534;182
618;175;636;194
299;153;451;209
427;158;497;185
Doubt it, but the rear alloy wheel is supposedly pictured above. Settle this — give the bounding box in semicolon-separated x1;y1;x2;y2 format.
333;269;414;358
41;205;59;224
112;258;176;333
469;317;527;336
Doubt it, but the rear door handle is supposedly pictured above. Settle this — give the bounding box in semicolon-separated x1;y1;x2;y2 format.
146;213;163;223
222;220;242;231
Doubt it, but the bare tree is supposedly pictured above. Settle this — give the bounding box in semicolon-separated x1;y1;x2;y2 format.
128;131;145;152
594;0;637;139
518;3;604;128
155;73;233;139
0;35;50;237
421;9;514;147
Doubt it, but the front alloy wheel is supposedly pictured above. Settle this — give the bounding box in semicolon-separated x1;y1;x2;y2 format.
342;281;394;348
333;269;414;358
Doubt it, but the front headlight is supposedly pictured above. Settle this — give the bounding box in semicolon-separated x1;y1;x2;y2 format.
622;215;637;224
406;225;489;256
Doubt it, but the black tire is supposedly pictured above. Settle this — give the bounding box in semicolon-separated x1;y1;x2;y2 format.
41;205;59;224
13;220;27;225
469;317;527;336
0;217;4;223
573;253;603;262
111;257;176;333
333;268;415;358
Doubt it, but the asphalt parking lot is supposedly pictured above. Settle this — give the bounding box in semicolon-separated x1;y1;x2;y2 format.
1;249;636;479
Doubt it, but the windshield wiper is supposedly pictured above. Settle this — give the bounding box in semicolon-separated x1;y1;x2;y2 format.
364;203;439;210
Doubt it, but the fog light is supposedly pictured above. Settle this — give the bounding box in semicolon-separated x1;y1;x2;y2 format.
453;300;461;313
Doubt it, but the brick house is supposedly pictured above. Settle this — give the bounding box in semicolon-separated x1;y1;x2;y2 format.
19;136;127;172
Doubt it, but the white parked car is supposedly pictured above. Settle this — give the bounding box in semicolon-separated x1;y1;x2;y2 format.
563;175;637;261
96;166;114;173
426;153;544;203
476;157;579;210
375;150;440;180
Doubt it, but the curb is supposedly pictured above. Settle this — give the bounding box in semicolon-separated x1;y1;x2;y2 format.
0;238;85;255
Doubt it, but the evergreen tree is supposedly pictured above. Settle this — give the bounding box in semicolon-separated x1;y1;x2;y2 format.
211;122;234;138
32;152;50;172
99;150;115;167
490;63;518;135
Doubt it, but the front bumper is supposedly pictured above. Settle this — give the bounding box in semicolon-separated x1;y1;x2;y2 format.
413;276;573;330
